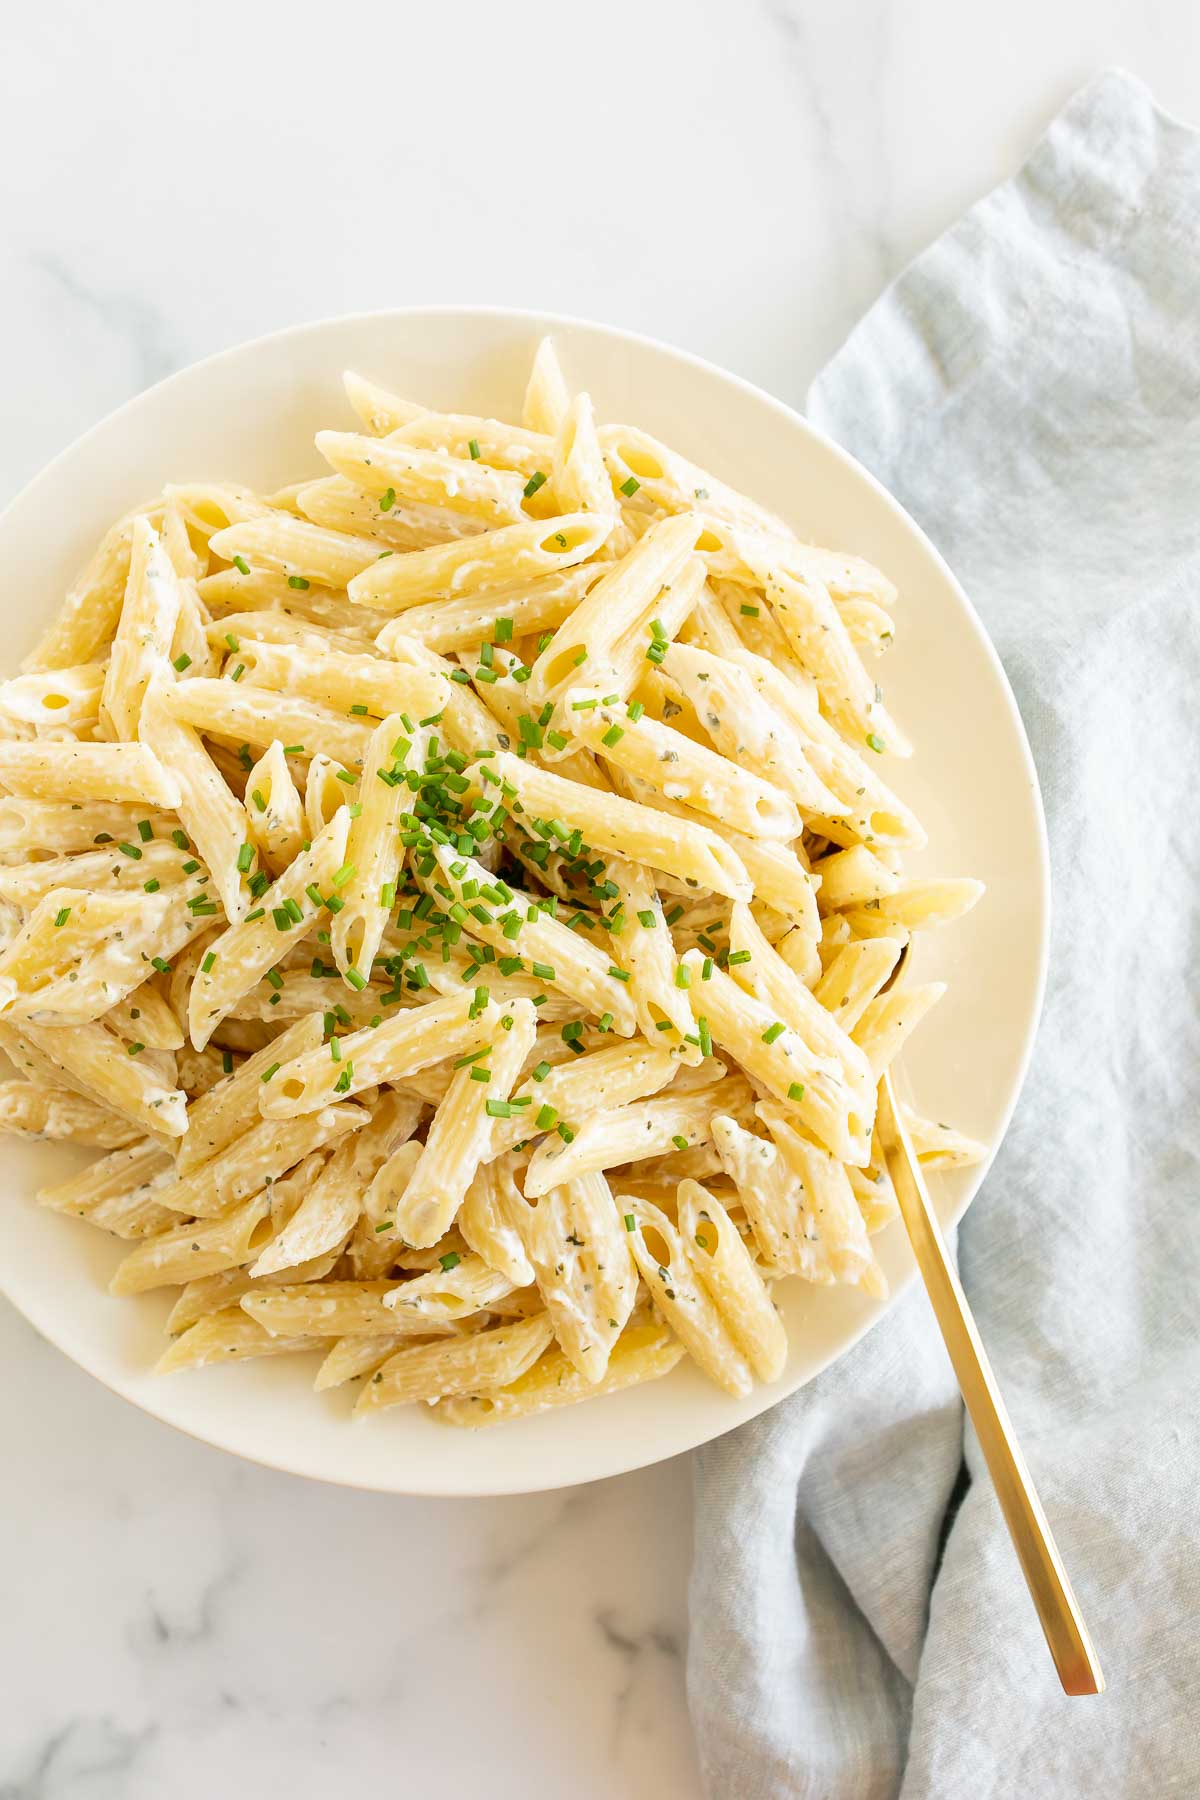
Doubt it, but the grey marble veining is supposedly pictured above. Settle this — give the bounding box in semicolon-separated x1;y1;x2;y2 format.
2;4;1198;1794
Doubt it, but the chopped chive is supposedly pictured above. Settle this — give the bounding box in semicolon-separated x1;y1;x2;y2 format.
201;951;216;973
151;956;172;974
265;967;284;990
224;632;240;651
788;1081;806;1101
739;603;760;618
601;724;624;748
698;1017;712;1056
535;1103;557;1131
469;1066;491;1083
171;829;189;850
523;470;548;499
727;949;751;966
173;652;192;671
624;1213;635;1232
52;906;71;928
636;909;656;929
236;842;254;873
283;897;303;924
136;819;154;842
531;1060;551;1083
379;486;396;512
494;616;513;643
222;1050;234;1074
335;769;356;784
127;1042;145;1057
674;964;690;989
344;967;368;991
530;960;555;981
287;575;310;590
282;744;304;756
182;858;200;874
672;1134;689;1151
143;877;161;893
331;863;357;887
439;1251;461;1272
627;701;644;722
618;475;640;498
468;438;481;460
261;1062;280;1082
117;842;142;860
272;907;291;930
762;1021;786;1044
230;664;245;682
557;1122;575;1143
665;904;684;926
608;966;631;982
350;702;369;716
231;554;251;575
866;732;886;754
484;1099;513;1118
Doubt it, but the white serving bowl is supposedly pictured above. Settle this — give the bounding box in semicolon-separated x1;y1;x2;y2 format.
0;308;1048;1495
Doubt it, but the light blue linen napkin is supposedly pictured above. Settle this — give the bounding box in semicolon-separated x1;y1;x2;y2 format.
688;70;1200;1799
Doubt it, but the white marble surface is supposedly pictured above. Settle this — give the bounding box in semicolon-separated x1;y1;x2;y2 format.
2;5;1197;1795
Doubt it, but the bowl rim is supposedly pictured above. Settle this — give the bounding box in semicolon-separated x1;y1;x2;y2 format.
0;302;1050;1495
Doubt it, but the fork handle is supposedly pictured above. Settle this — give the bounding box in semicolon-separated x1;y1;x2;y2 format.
876;1071;1104;1696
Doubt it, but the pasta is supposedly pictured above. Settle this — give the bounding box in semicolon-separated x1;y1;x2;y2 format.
1;337;984;1428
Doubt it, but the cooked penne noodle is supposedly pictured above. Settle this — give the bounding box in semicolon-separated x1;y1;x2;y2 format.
257;990;489;1118
681;952;871;1166
110;1190;275;1295
621;1195;753;1397
208;515;384;589
156;1308;324;1372
101;517;183;741
757;1100;884;1295
565;691;801;840
0;664;104;733
356;1312;554;1413
0;1080;141;1148
484;750;751;901
232;637;443;722
387;998;536;1247
436;1319;685;1427
522;1090;718;1197
329;714;422;981
14;1015;187;1137
530;511;700;700
522;338;571;436
346;512;611;611
37;1137;177;1238
677;1180;787;1381
243;740;305;875
316;430;528;526
711;1114;832;1281
187;807;351;1049
512;1170;639;1382
160;676;372;771
177;1012;324;1173
0;740;180;807
343;370;427;436
375;564;600;655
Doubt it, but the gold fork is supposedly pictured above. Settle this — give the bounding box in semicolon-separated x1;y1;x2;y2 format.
874;956;1104;1696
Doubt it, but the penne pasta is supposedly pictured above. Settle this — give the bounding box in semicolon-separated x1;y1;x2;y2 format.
0;341;982;1429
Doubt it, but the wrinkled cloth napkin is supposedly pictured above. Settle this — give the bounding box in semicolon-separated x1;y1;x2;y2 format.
688;70;1200;1800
